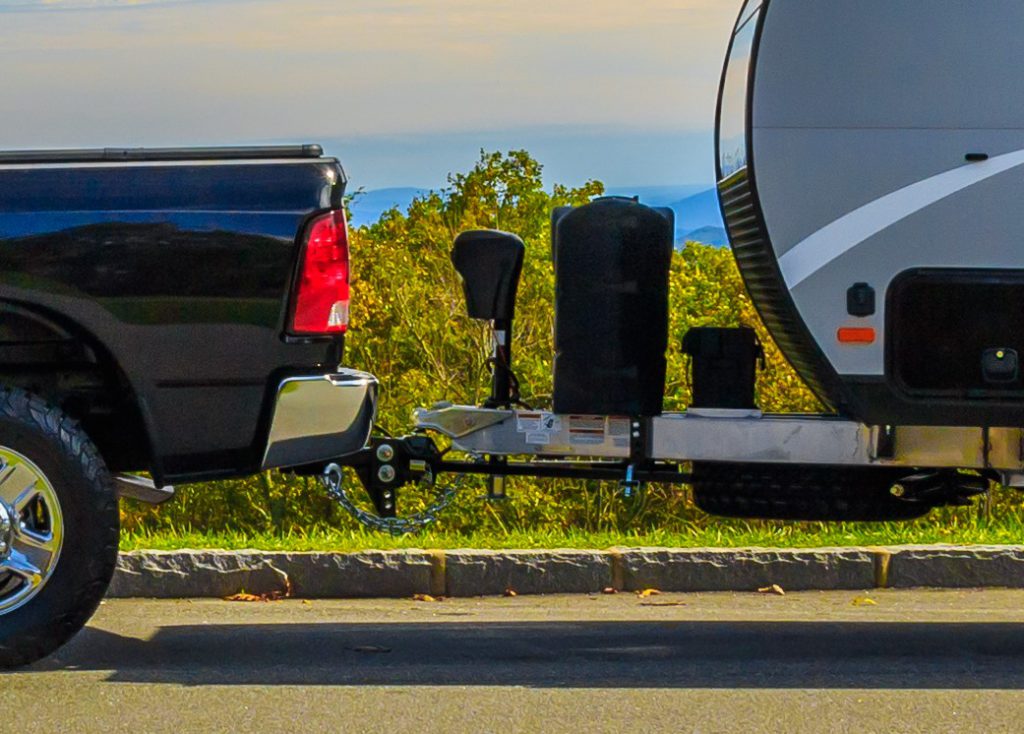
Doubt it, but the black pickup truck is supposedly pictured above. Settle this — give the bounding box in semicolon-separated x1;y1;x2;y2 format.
0;145;377;666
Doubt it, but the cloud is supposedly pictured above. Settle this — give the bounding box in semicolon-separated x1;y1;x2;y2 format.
0;0;234;11
0;0;740;180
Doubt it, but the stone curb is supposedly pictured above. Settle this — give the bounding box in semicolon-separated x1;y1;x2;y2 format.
109;550;435;599
105;546;1024;599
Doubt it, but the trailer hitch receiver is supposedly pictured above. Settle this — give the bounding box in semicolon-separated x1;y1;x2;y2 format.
319;435;462;535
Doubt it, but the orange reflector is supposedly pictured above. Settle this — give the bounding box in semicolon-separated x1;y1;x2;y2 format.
838;327;876;344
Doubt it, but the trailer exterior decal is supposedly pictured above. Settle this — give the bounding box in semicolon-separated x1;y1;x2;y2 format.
778;148;1024;288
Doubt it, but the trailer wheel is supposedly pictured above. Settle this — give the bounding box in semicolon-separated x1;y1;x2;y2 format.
0;389;118;668
692;463;933;522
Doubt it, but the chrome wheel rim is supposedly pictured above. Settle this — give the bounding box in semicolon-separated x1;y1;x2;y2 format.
0;449;63;614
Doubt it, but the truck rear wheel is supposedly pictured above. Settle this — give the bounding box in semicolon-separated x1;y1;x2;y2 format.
0;389;118;668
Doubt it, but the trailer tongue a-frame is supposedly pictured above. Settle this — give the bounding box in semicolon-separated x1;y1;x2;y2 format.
319;0;1024;530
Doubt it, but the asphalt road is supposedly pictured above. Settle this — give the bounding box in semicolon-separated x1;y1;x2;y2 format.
6;590;1024;733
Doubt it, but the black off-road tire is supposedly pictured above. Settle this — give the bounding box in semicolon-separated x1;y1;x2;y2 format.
692;462;934;522
0;389;119;668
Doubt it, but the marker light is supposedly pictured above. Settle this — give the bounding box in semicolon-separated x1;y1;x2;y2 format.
838;327;876;344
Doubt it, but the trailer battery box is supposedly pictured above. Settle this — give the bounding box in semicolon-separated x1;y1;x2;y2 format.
683;327;763;410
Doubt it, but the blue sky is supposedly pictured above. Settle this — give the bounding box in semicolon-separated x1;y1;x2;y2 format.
0;0;740;188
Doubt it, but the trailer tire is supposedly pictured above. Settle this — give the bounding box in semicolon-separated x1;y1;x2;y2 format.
0;388;119;669
692;463;934;522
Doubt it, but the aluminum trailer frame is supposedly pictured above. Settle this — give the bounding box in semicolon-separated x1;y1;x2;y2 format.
414;405;1024;484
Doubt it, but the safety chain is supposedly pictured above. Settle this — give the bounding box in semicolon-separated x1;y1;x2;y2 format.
321;462;464;536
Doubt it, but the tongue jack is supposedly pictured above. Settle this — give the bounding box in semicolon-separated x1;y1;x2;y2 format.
451;229;526;409
451;229;526;499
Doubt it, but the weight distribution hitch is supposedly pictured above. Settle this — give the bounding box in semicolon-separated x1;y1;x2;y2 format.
312;431;690;535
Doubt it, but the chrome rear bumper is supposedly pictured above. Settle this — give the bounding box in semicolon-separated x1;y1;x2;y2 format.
262;369;378;470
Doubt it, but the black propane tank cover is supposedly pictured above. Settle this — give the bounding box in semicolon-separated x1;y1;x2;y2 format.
451;230;525;321
682;327;763;410
552;197;674;417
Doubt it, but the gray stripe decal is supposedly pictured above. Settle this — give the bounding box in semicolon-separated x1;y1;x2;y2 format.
779;148;1024;288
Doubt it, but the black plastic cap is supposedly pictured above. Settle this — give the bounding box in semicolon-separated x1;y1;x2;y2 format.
451;229;525;321
847;282;876;317
982;348;1020;385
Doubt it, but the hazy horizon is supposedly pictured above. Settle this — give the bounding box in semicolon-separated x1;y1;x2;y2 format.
0;0;741;188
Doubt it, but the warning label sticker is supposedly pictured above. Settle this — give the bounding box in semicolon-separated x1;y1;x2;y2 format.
525;432;552;446
568;415;607;445
608;419;631;437
517;412;561;434
568;415;605;432
608;418;631;448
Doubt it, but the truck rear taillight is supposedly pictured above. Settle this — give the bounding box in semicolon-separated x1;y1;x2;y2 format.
291;210;350;335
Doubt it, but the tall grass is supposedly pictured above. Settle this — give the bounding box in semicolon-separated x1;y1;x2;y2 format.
121;474;1024;550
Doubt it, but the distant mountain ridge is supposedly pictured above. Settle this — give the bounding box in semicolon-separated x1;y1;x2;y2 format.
667;188;726;245
604;185;708;209
348;187;429;227
683;226;729;247
348;184;727;247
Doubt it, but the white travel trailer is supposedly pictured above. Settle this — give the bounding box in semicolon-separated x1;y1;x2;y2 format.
326;0;1024;527
719;0;1024;428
